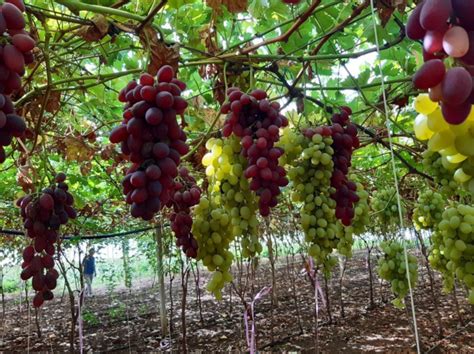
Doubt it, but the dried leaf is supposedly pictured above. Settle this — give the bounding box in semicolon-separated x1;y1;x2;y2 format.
206;0;248;14
375;0;407;27
63;136;96;162
200;25;219;54
76;15;109;42
139;25;180;76
45;91;61;113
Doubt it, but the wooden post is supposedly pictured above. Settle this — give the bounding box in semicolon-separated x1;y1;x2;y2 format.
155;224;169;337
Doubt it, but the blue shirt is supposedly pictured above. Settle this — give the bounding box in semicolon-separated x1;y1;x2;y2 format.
83;256;95;275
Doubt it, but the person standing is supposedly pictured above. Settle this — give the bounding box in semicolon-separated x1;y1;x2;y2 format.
83;249;96;296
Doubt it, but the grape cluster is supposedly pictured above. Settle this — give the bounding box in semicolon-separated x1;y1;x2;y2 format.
414;95;474;195
421;150;458;195
192;196;234;300
282;0;301;4
286;128;344;264
329;107;360;226
109;65;189;220
169;167;200;258
407;0;474;125
429;204;474;304
413;189;445;230
0;1;34;163
371;188;405;229
195;137;261;297
221;88;289;216
202;137;260;258
17;173;76;307
378;241;418;308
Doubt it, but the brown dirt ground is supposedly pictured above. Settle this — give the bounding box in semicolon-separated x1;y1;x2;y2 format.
0;250;472;353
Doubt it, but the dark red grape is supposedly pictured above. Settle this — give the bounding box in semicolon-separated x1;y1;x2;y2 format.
441;100;471;125
412;59;446;89
407;3;426;40
441;67;473;105
420;0;451;31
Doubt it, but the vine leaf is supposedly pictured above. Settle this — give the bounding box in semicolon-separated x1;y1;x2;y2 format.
76;15;109;42
206;0;248;14
139;26;180;76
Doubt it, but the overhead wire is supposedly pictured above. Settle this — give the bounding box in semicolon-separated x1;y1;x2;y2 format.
368;1;421;353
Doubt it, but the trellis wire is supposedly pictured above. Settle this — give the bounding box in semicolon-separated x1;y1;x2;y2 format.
368;1;421;353
27;286;30;354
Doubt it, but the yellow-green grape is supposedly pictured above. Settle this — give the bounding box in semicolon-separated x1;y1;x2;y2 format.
414;94;438;115
422;151;459;196
427;107;449;132
454;168;472;183
371;187;405;229
414;114;434;141
454;132;474;157
446;153;468;164
286;129;353;266
429;203;474;302
413;189;444;230
449;118;474;136
377;241;418;308
428;129;455;152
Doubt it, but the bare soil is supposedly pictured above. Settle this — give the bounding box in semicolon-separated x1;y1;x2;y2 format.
0;250;472;353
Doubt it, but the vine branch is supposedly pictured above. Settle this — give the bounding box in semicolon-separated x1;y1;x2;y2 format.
240;0;322;55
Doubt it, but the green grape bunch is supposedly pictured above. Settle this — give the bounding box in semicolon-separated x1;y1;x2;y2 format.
429;204;474;304
192;197;234;300
194;137;261;298
422;151;459;196
413;189;445;230
371;187;405;229
285;128;353;264
378;241;418;308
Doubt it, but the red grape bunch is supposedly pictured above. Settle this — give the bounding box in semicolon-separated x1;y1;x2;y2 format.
407;0;474;124
329;107;360;226
109;65;190;221
0;0;35;163
168;167;201;258
282;0;301;4
221;88;289;216
17;173;77;307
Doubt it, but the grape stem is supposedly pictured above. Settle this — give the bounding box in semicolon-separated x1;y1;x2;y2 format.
136;0;167;33
355;123;433;181
55;0;145;22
